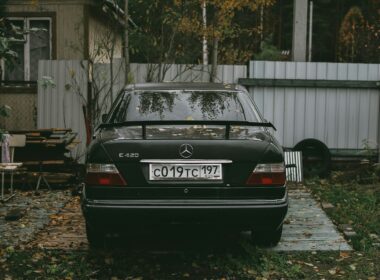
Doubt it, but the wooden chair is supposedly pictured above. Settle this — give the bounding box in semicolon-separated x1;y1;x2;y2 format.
0;134;26;201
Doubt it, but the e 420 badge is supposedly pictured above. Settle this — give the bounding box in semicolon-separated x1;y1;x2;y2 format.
118;153;140;158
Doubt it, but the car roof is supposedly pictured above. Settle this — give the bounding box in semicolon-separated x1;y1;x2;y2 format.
125;82;246;92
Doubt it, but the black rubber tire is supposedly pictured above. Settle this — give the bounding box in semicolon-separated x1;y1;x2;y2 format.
251;225;283;247
294;139;331;178
86;223;104;249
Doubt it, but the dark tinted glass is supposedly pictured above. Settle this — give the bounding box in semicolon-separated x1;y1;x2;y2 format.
110;90;261;122
4;20;24;81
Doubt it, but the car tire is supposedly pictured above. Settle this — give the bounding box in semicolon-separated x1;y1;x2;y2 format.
86;222;104;249
294;139;331;178
251;225;283;247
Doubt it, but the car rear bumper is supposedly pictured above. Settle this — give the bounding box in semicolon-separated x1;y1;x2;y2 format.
81;188;288;231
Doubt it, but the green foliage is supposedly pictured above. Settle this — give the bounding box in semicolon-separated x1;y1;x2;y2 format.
0;105;11;118
129;0;276;65
336;2;379;63
129;0;201;64
0;19;19;75
338;6;366;62
38;76;56;89
254;36;283;60
273;0;380;63
0;12;26;79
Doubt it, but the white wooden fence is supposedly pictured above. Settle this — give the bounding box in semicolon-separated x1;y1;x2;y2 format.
94;61;247;118
37;60;247;161
37;59;380;162
38;60;88;160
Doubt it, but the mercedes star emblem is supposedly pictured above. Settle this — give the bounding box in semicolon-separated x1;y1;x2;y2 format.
179;144;194;158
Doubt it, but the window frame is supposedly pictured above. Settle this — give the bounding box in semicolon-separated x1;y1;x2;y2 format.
3;16;53;81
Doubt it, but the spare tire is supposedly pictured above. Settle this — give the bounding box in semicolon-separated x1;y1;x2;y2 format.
294;139;331;178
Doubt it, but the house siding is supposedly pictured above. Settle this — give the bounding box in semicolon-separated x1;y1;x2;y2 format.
0;92;37;130
2;1;125;133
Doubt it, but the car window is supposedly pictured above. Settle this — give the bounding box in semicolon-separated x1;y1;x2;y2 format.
109;90;262;123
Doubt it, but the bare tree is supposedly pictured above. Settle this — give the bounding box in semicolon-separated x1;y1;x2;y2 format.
67;15;125;142
124;0;130;85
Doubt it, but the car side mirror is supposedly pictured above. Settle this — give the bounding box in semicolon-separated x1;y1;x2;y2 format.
101;114;108;123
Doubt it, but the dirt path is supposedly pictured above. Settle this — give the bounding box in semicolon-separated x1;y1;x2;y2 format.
27;196;88;250
0;190;71;248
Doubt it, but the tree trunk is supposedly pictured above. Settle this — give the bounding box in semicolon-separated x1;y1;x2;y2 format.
210;36;218;82
202;0;208;66
124;0;130;85
110;35;115;104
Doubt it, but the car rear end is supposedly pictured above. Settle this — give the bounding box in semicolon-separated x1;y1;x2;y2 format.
81;83;288;246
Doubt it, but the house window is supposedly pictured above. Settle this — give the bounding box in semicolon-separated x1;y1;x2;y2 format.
4;17;51;82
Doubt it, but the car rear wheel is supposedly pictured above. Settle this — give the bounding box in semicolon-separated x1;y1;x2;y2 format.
86;222;104;249
251;225;283;247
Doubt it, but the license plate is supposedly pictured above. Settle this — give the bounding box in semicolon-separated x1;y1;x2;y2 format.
149;164;222;181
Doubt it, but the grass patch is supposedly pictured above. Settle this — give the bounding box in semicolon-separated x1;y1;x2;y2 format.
1;248;378;279
307;178;380;251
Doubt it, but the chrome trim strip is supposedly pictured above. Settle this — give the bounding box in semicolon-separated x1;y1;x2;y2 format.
88;192;288;207
140;159;233;164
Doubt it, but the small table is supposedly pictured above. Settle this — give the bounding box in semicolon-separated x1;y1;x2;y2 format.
0;163;22;202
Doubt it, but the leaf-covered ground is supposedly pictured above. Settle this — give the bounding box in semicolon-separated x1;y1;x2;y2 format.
0;191;71;248
0;178;379;280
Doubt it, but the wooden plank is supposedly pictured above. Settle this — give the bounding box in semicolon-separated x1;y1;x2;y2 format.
22;160;66;165
274;240;352;251
271;188;352;251
9;128;72;133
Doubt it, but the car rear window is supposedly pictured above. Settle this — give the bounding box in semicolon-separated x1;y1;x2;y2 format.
109;90;262;123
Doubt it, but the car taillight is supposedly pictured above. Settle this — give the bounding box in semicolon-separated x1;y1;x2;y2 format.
85;163;127;186
246;163;286;186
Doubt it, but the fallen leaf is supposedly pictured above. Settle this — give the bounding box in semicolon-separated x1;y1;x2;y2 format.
339;252;350;259
247;269;255;275
191;262;199;268
369;233;379;240
303;232;313;238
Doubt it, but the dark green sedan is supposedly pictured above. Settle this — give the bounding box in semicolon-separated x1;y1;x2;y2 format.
81;83;288;248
